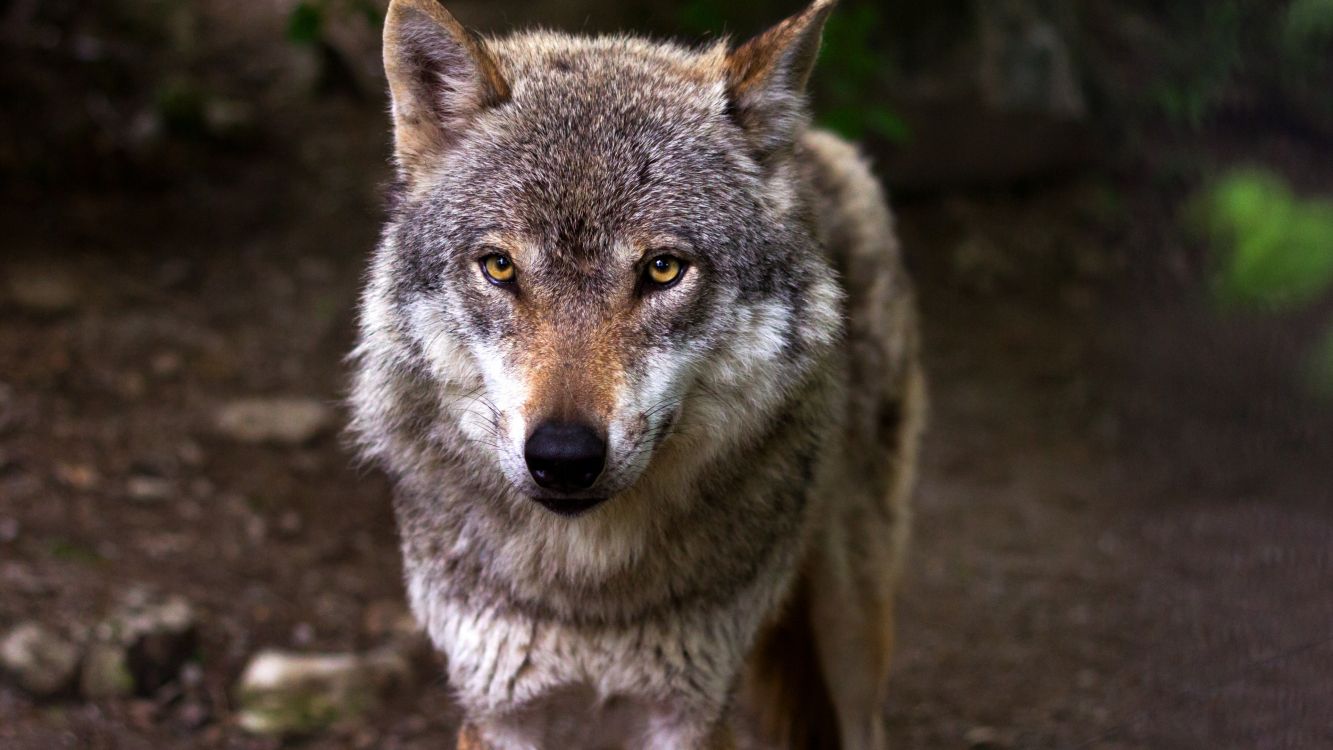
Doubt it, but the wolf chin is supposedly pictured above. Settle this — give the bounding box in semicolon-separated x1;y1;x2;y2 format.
349;0;925;747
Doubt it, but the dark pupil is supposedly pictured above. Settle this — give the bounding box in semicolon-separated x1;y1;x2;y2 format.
654;259;670;272
494;257;509;269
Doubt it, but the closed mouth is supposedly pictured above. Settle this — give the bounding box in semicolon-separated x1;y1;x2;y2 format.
532;494;608;517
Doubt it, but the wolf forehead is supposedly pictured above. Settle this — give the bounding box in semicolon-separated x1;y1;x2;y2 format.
403;34;777;259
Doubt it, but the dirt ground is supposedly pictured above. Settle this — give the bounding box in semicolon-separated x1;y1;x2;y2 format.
3;5;1332;749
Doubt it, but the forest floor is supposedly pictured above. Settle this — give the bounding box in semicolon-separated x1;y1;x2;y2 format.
3;12;1333;749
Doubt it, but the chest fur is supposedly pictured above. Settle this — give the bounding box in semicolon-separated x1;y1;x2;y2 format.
408;558;792;725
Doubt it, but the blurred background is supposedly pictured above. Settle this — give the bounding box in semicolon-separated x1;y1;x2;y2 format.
1;0;1331;747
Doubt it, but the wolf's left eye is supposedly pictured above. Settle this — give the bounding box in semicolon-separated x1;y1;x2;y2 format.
480;254;517;285
644;255;686;288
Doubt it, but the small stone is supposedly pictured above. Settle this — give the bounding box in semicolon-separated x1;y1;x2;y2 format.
92;593;199;695
150;351;183;378
126;475;174;504
55;462;100;491
203;98;257;141
275;510;303;538
1;562;53;596
0;623;80;697
4;262;81;315
235;648;414;736
965;725;1012;749
214;398;332;445
80;642;136;699
179;661;205;689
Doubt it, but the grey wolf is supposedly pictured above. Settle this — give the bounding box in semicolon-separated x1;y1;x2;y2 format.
349;0;924;746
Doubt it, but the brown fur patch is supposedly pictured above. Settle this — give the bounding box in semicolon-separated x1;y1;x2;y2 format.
456;724;488;750
520;317;626;428
725;0;835;98
742;573;841;749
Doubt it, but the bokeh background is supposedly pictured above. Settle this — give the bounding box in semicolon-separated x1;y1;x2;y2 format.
2;1;1332;747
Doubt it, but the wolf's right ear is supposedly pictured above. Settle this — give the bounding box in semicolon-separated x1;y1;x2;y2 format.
724;0;835;158
383;0;509;180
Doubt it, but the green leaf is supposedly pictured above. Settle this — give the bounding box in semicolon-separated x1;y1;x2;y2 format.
818;107;866;140
1284;0;1333;52
287;2;324;45
678;0;727;35
1204;170;1333;310
864;106;911;144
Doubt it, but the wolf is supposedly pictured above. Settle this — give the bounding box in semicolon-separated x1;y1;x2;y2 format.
348;0;924;747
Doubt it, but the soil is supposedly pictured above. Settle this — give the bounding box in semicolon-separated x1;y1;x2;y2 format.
2;5;1332;749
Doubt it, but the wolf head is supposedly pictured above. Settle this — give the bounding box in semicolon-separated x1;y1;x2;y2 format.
353;0;843;520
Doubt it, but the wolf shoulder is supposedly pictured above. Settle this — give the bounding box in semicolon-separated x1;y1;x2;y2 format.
797;128;905;277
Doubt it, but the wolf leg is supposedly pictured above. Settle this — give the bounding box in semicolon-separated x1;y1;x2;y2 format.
806;516;899;750
740;574;841;749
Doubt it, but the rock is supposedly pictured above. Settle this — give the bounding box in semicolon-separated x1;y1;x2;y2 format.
275;510;303;539
3;262;81;315
235;648;414;736
90;593;199;695
149;351;184;378
203;99;257;141
125;475;174;504
55;462;100;491
977;0;1085;119
0;562;53;597
0;623;80;697
214;398;333;445
80;642;135;699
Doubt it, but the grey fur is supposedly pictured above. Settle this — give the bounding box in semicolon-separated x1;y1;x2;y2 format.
349;1;923;747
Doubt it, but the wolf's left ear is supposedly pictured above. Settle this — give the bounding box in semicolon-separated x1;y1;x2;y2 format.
383;0;510;180
724;0;836;157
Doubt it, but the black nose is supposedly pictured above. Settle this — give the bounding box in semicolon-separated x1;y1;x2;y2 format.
524;422;606;492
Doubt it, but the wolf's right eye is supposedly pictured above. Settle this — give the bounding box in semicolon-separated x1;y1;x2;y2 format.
481;254;517;285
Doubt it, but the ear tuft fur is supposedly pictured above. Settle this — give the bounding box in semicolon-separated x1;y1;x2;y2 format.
725;0;837;157
383;0;510;180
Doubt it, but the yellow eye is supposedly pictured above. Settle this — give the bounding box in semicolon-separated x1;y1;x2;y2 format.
481;254;516;284
645;255;686;287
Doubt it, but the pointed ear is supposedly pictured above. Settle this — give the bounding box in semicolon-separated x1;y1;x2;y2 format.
725;0;836;157
382;0;510;179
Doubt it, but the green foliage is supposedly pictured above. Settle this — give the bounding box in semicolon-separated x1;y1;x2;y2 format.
155;77;208;137
286;0;381;46
1198;170;1333;311
287;2;324;45
1147;1;1246;130
815;3;909;143
1197;169;1333;396
48;539;103;565
1283;0;1333;54
676;1;729;38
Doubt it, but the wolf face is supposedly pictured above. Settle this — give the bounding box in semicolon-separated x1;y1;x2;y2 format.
355;0;843;524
